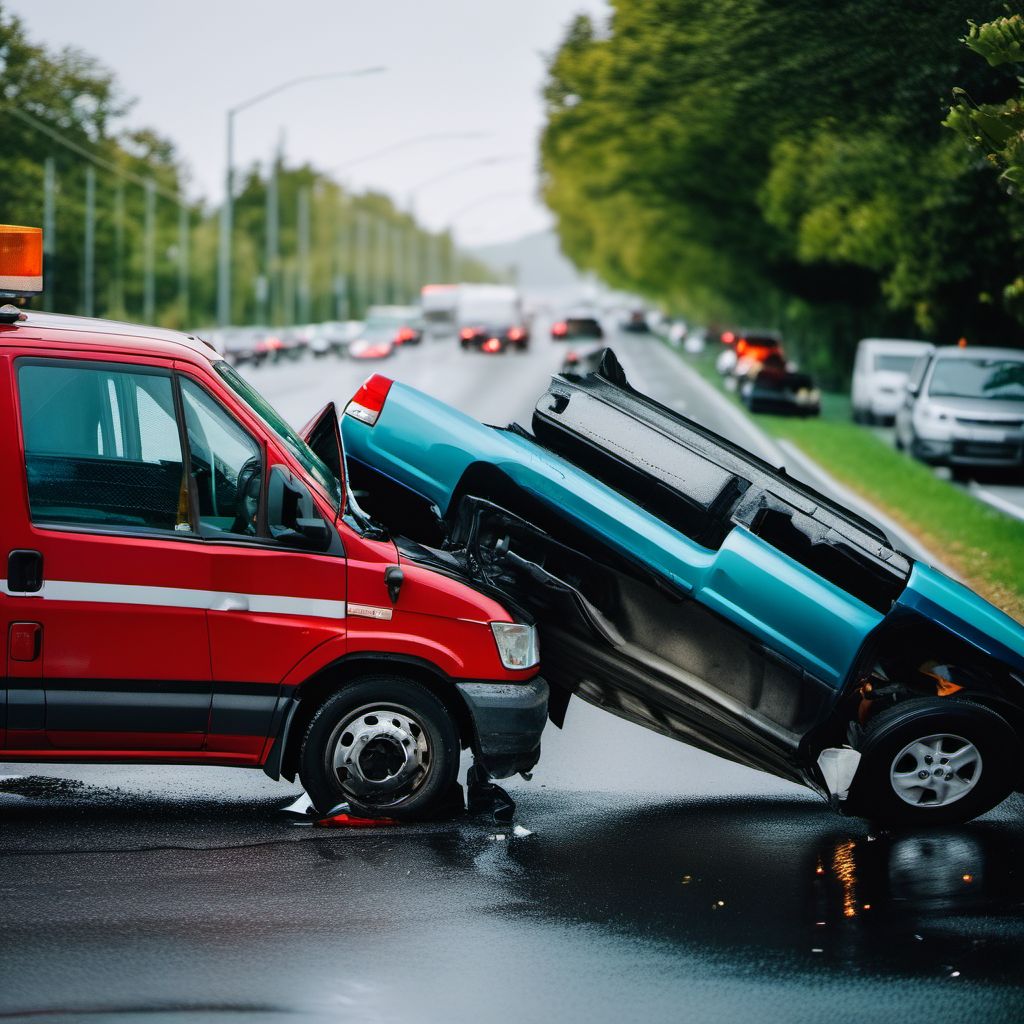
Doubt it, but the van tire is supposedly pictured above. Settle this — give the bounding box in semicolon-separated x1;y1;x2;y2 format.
299;676;460;820
846;697;1017;827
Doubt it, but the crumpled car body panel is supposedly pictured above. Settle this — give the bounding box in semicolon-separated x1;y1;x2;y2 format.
342;350;1024;791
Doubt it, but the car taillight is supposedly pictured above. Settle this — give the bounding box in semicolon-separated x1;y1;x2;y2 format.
552;322;567;336
722;331;735;345
460;327;475;340
483;337;502;353
736;339;748;356
397;326;415;342
508;327;524;341
345;373;394;426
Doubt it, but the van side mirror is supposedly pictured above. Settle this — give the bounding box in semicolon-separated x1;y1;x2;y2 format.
905;380;920;398
267;466;331;551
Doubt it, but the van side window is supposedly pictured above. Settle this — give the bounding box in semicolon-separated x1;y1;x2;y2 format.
18;362;189;532
179;378;262;538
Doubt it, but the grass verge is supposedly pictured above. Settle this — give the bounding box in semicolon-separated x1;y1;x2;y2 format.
670;341;1024;622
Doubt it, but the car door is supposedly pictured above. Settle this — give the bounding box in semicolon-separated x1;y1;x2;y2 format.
174;371;348;761
5;354;212;751
897;352;931;447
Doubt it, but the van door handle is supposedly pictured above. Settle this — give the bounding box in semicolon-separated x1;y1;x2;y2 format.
6;550;43;594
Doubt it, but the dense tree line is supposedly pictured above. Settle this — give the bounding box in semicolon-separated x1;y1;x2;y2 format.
541;1;1024;383
0;7;492;330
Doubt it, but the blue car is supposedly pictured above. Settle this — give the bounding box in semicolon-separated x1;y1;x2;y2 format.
340;350;1024;825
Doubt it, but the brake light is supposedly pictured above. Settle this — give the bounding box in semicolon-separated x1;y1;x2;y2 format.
552;321;567;336
396;326;416;342
345;373;394;426
0;225;43;296
722;331;735;345
508;327;524;341
483;337;502;353
460;327;476;340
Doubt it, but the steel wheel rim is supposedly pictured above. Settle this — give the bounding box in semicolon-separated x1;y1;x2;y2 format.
889;732;982;808
328;702;432;808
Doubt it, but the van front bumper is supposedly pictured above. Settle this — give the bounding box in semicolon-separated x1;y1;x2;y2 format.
456;677;549;779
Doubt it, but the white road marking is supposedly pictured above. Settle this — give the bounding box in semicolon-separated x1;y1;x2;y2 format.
970;486;1024;523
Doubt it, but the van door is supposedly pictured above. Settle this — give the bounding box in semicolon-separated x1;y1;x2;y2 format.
9;356;212;751
175;374;347;761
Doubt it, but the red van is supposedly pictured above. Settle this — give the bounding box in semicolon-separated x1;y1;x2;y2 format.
0;299;547;819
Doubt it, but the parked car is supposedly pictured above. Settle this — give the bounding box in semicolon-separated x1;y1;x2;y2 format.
551;314;604;342
205;326;260;365
739;354;821;416
717;330;783;380
365;306;424;348
349;323;397;360
307;321;360;358
895;346;1024;481
622;310;650;333
0;296;547;821
342;348;1024;826
852;338;934;424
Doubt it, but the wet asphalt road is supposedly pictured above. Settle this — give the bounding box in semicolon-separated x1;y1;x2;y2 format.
2;329;1023;1023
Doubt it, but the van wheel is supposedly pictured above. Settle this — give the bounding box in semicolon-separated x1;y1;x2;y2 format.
846;698;1017;827
299;676;460;820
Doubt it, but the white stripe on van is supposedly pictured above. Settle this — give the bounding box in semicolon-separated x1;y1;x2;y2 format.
0;579;346;620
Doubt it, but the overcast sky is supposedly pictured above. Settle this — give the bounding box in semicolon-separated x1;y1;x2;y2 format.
9;0;609;246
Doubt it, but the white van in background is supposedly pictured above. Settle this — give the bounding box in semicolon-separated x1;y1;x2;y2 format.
851;338;934;424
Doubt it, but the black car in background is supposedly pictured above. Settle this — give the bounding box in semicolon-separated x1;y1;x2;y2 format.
459;322;530;353
552;314;604;341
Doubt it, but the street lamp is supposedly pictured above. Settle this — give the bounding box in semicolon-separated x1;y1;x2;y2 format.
217;65;386;326
331;131;489;173
445;189;531;231
407;154;527;205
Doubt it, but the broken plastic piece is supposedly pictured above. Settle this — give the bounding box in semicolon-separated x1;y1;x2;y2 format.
280;791;317;820
512;824;533;837
816;747;862;801
466;762;516;823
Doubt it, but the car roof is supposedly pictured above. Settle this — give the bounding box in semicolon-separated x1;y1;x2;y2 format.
0;310;219;364
931;345;1024;361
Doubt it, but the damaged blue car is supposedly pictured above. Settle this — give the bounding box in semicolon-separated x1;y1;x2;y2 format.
340;350;1024;826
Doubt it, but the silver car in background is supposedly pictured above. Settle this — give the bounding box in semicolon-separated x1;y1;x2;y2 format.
895;346;1024;480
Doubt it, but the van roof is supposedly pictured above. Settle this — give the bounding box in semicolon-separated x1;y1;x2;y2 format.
858;338;933;349
0;310;219;363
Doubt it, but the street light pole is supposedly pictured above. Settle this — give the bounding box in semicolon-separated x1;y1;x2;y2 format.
216;65;386;327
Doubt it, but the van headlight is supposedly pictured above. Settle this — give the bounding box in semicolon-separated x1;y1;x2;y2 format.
490;622;539;670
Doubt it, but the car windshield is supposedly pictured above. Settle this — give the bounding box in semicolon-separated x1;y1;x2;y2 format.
874;354;918;373
928;356;1024;401
214;362;343;511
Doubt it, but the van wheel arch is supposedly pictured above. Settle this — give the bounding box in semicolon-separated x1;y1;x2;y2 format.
279;655;475;784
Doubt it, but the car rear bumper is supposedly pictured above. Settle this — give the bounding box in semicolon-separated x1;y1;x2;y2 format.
456;677;549;779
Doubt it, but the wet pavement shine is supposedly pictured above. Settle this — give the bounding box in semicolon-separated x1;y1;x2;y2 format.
2;329;1023;1022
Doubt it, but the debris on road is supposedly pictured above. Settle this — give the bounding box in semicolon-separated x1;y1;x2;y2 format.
816;748;862;802
316;811;399;829
466;763;516;823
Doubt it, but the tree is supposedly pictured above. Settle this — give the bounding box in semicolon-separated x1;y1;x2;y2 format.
541;1;1023;384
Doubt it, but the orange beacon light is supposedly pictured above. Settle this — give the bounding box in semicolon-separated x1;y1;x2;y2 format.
0;225;43;297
